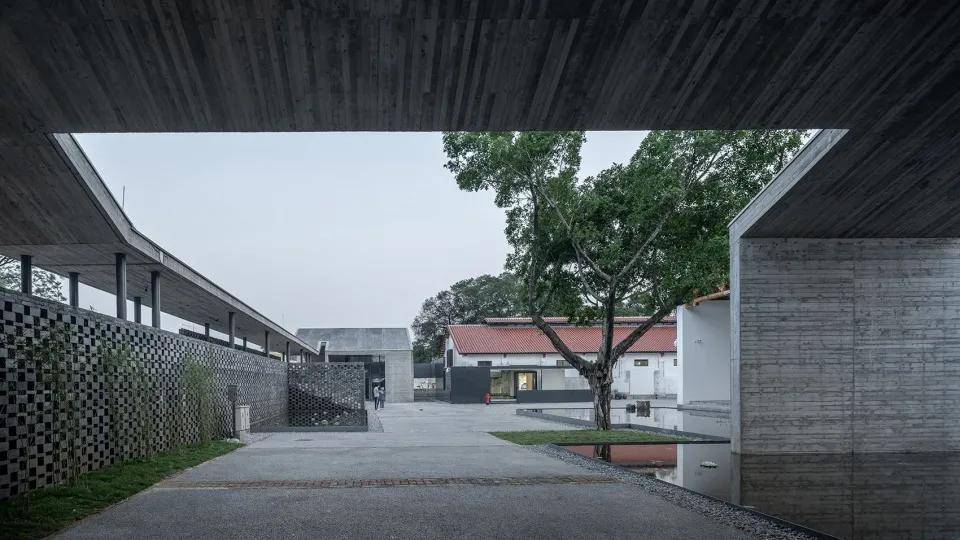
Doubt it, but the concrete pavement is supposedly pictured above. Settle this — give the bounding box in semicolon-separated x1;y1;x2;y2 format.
57;402;752;539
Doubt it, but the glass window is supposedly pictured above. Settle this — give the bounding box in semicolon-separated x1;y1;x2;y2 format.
478;360;492;367
634;359;648;367
673;358;678;366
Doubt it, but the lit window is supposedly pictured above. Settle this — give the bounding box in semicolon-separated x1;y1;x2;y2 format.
634;359;648;367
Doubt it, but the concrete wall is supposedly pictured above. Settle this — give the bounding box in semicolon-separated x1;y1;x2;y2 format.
325;348;413;403
0;288;288;500
677;301;731;405
733;238;960;454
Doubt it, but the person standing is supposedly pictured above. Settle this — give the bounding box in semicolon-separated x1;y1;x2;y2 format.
378;385;386;410
373;386;380;410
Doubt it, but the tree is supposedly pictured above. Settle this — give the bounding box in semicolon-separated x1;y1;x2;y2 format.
0;256;66;302
411;273;524;362
443;130;805;429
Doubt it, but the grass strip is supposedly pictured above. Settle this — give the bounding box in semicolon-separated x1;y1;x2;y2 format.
0;440;242;540
490;429;689;445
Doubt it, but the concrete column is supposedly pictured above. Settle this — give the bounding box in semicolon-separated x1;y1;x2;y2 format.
133;296;142;323
115;253;127;319
20;255;32;295
150;271;161;328
300;348;305;363
68;272;79;307
204;323;210;341
228;312;236;348
264;330;271;357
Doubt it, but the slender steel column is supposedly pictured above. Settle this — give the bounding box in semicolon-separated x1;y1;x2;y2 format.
285;341;291;362
115;253;127;319
228;312;236;348
133;296;142;323
68;272;79;307
20;255;32;295
264;330;271;357
150;271;161;328
204;323;210;340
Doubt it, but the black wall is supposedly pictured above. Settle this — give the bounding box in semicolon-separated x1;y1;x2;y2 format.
448;366;491;404
516;390;594;403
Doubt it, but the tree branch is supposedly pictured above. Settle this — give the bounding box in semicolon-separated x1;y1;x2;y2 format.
610;300;681;361
531;313;591;373
529;179;612;283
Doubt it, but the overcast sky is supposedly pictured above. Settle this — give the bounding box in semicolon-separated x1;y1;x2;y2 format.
74;131;648;335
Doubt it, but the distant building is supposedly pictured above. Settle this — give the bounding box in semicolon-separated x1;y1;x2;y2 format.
296;327;414;403
446;317;678;402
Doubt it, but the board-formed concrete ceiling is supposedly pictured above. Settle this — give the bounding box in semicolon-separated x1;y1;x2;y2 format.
2;1;958;134
0;1;956;238
1;1;960;341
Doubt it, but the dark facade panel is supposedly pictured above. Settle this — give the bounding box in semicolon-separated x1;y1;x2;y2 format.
449;366;491;404
516;390;594;403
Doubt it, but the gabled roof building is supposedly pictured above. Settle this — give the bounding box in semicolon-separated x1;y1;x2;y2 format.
446;317;678;402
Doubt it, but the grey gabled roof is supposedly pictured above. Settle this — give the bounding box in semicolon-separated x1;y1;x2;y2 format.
296;327;411;352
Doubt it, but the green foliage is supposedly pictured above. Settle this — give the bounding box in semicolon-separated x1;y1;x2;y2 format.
102;342;156;460
444;129;806;429
488;430;688;445
410;272;586;362
0;441;241;540
18;328;85;483
411;273;523;362
0;256;65;302
180;355;218;443
443;129;805;315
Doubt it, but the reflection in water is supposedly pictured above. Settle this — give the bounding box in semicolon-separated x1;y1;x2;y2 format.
563;443;960;539
737;451;960;539
533;407;730;438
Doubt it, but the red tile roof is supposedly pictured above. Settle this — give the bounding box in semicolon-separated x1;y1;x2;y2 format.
484;316;675;325
449;323;677;355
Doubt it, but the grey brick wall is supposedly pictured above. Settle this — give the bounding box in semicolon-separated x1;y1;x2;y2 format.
734;238;960;453
0;288;287;500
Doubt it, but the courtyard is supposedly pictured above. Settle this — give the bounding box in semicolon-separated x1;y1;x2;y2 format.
52;403;772;540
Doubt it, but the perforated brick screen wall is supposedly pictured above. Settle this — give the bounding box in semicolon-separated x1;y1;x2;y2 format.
287;362;366;427
0;288;287;500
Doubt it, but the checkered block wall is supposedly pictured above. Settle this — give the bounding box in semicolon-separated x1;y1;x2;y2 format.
0;288;288;500
287;362;366;427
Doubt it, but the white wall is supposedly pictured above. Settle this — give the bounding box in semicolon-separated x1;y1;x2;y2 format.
613;352;679;397
447;336;677;396
677;301;731;405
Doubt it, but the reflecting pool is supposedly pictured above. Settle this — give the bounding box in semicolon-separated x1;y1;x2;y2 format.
561;442;960;539
526;406;730;438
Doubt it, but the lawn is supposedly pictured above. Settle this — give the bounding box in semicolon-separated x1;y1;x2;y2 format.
490;429;690;445
0;440;242;540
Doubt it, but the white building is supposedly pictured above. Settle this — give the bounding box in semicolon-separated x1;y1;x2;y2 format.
446;317;678;401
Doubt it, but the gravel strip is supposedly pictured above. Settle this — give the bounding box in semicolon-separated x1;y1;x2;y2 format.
531;444;824;540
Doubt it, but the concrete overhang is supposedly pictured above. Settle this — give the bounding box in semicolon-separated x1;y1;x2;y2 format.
0;133;316;355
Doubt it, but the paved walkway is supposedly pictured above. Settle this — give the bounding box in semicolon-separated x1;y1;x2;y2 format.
57;402;751;539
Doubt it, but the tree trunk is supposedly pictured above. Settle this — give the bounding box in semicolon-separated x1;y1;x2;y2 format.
588;368;613;430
